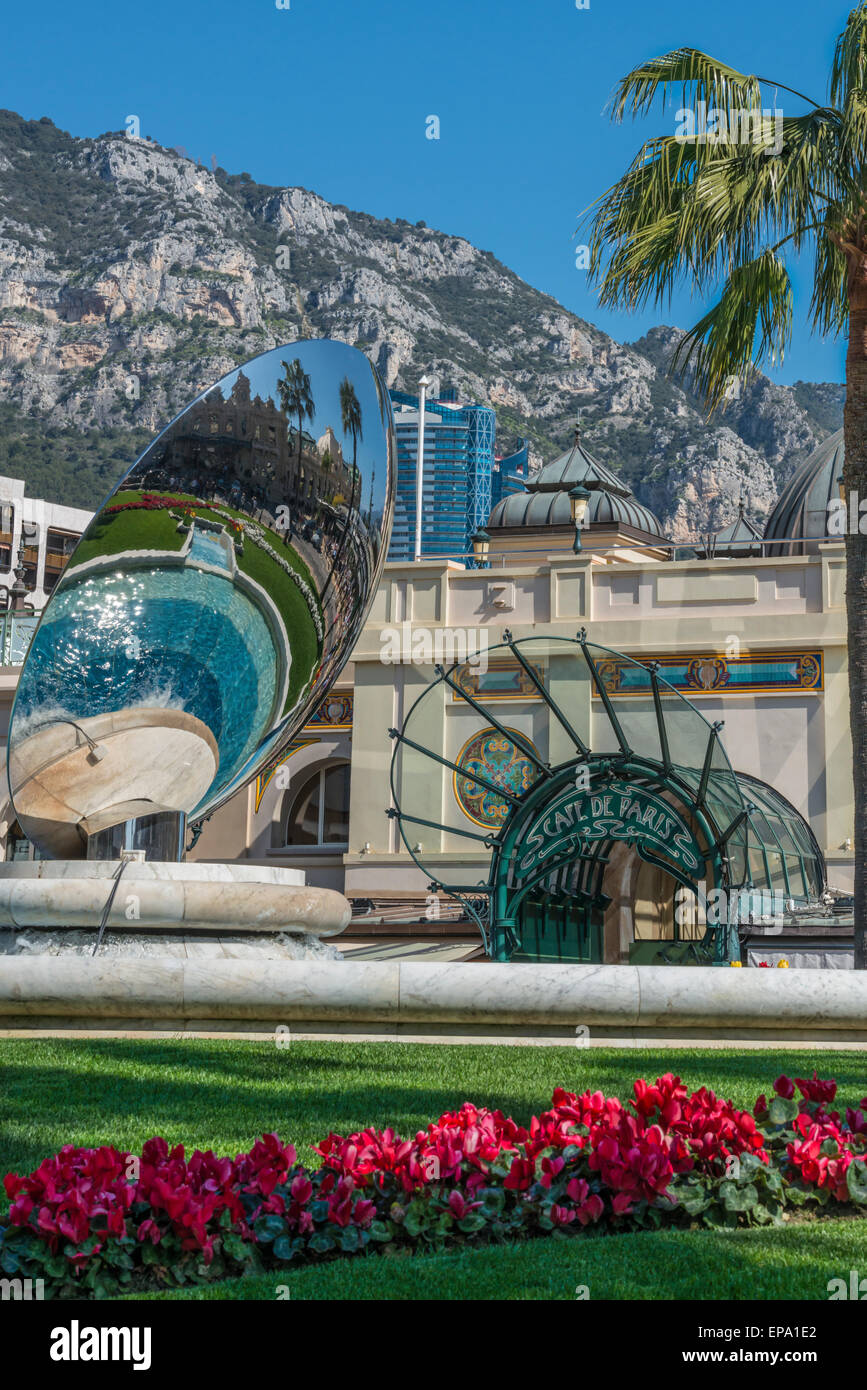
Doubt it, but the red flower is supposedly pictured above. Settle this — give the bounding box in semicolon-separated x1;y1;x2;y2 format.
504;1157;535;1191
447;1190;482;1221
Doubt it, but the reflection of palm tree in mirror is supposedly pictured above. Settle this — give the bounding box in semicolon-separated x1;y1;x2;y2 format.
277;358;315;508
340;376;363;510
320;378;362;606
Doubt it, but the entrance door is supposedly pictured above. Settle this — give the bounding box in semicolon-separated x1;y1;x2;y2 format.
511;892;605;963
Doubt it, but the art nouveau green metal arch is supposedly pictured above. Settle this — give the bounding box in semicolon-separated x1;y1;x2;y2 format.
490;753;726;962
387;631;825;964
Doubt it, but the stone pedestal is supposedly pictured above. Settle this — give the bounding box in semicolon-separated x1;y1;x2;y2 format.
0;861;351;956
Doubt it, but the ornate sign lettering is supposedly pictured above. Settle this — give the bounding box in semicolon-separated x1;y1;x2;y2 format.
515;777;703;881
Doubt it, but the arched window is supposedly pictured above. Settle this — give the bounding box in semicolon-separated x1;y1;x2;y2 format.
280;763;350;849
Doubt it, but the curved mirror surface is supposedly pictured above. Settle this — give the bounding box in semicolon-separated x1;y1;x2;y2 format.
8;339;395;857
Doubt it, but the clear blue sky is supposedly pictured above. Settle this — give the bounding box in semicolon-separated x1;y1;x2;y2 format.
4;0;856;383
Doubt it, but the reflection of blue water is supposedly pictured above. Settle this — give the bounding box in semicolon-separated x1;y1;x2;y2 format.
13;566;278;812
188;526;230;571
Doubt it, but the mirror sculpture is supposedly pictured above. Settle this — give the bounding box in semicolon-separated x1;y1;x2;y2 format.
7;340;395;860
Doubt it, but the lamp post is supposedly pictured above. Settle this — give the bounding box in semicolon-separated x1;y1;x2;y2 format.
414;374;433;562
471;527;490;570
569;485;591;553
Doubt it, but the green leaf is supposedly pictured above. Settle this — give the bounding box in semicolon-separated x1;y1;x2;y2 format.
767;1096;800;1126
669;1178;711;1216
720;1180;759;1213
479;1187;505;1216
253;1214;285;1244
272;1234;297;1262
847;1158;867;1205
735;1152;762;1176
339;1226;363;1253
457;1215;487;1235
403;1211;425;1238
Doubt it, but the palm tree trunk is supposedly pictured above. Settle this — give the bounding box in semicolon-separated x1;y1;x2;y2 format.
844;267;867;968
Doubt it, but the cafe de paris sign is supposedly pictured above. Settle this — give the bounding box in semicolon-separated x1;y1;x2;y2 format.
513;776;704;883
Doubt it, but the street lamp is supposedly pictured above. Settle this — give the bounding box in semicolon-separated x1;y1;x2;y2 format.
569;485;591;553
471;527;490;570
414;374;433;562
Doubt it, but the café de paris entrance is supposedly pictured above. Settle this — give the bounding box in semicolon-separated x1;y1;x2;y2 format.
388;632;826;965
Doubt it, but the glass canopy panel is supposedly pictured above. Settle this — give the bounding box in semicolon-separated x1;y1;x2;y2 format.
734;773;825;902
389;637;824;905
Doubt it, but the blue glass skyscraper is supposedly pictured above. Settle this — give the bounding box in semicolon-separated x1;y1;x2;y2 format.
387;388;495;561
490;440;529;511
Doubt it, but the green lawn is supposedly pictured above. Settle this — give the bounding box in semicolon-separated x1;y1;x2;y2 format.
135;1218;867;1301
3;1039;865;1301
69;501;185;565
3;1039;866;1182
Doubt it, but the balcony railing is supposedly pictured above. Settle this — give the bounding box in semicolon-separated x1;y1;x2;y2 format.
44;551;71;572
0;611;39;666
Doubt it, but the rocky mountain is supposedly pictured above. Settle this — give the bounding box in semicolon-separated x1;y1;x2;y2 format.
0;109;844;539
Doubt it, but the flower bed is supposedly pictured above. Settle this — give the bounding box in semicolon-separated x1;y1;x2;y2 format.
104;493;199;515
2;1072;866;1299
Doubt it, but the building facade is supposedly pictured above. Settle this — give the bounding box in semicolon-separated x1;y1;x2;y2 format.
0;428;855;964
490;440;529;512
387;389;495;561
187;429;854;963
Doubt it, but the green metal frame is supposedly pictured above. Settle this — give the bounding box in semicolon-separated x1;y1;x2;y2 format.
387;633;827;965
490;754;725;961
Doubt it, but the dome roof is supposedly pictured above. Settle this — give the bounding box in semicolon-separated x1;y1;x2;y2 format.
699;498;763;557
487;431;664;539
527;438;631;497
489;485;664;535
764;429;844;551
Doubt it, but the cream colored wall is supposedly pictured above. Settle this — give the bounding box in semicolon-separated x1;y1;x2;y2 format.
345;544;853;899
189;728;352;891
0;542;852;905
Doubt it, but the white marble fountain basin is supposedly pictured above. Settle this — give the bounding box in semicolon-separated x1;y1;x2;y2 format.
0;861;350;937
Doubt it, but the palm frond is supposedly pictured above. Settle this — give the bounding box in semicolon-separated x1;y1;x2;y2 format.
831;3;867;107
609;47;762;122
585;113;839;313
838;88;867;172
670;251;793;411
811;223;850;337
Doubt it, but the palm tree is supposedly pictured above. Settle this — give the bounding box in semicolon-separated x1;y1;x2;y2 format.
339;377;363;531
321;379;364;605
584;5;867;964
277;358;315;494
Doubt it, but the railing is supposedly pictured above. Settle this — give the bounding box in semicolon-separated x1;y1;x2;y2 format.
0;611;39;666
386;534;843;568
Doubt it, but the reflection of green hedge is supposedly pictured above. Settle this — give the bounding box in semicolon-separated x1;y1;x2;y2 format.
70;504;185;566
182;500;324;713
195;500;322;622
234;536;319;713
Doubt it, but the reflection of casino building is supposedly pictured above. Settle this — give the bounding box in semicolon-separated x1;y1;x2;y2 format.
191;428;854;964
147;371;351;509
